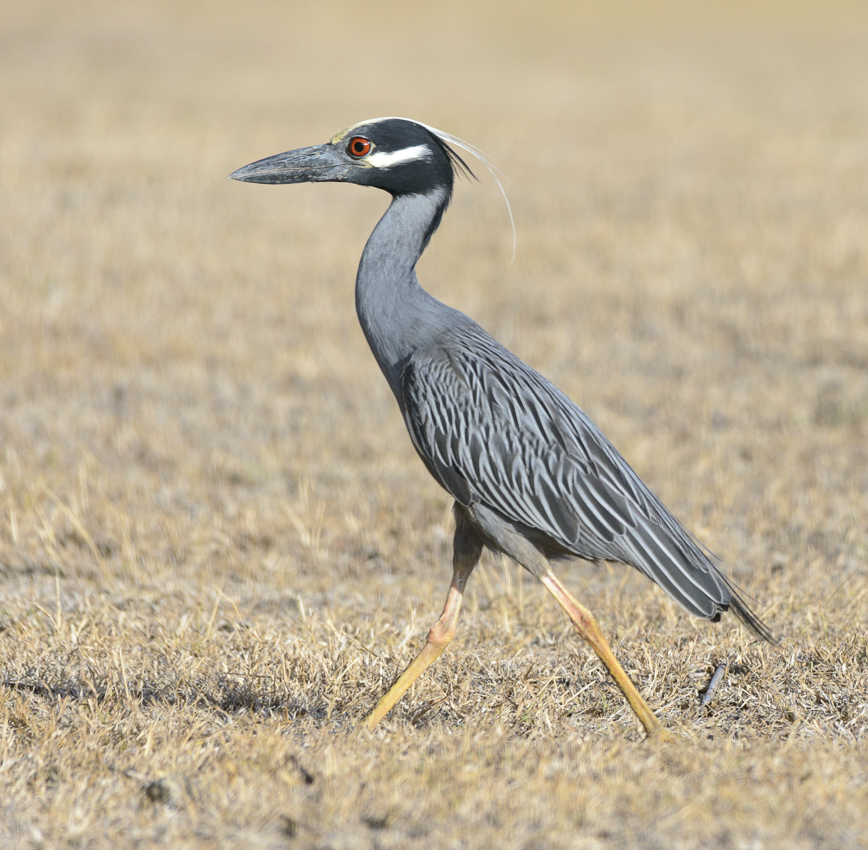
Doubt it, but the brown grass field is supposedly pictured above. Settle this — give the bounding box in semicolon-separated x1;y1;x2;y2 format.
2;1;867;847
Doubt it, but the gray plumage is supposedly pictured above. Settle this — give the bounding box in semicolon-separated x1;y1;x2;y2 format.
231;117;772;652
357;185;770;641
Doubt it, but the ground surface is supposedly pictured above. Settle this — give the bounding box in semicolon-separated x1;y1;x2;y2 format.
1;2;867;848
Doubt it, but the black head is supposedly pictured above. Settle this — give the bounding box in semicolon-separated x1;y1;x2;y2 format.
229;117;473;198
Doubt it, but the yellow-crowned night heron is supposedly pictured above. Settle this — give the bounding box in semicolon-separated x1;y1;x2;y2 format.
230;117;771;737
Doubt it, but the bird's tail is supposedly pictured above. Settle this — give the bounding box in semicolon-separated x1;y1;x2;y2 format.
721;577;776;644
625;522;775;643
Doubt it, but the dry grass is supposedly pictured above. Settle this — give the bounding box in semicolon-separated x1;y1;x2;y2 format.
2;1;867;847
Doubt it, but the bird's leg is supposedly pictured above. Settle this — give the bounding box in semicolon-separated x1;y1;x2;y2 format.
363;513;482;731
539;571;666;739
362;568;467;730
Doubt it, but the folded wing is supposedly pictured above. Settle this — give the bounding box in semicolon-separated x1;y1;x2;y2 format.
401;323;771;640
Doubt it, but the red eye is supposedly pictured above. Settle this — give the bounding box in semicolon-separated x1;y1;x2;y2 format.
348;136;372;158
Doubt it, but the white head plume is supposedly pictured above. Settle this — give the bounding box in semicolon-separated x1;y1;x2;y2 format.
342;117;517;260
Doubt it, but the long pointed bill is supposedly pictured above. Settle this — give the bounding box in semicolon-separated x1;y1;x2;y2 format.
229;143;349;185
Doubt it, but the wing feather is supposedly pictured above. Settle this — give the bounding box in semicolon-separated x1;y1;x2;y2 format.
399;321;769;636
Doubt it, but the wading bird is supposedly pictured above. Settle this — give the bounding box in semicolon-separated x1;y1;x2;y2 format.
230;118;771;737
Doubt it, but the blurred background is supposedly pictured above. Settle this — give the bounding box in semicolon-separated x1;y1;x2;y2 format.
2;0;866;600
1;1;867;846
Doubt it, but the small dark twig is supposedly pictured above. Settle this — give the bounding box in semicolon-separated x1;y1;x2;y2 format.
700;664;726;708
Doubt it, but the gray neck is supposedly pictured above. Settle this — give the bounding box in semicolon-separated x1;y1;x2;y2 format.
355;188;449;393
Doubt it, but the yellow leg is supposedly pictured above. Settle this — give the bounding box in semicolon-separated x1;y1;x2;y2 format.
540;571;668;739
363;569;468;731
363;509;482;731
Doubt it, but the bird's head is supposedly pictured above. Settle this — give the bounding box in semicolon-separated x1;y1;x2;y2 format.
229;117;474;197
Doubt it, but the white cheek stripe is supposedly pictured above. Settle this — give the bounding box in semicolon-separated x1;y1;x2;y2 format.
366;144;431;168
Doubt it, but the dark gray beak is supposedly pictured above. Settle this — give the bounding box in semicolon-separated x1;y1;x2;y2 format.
229;143;349;184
